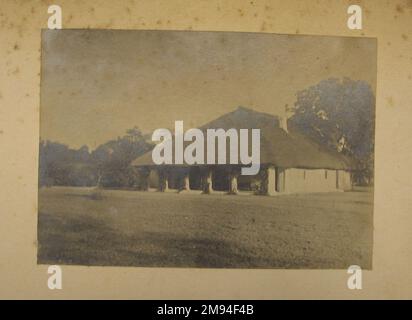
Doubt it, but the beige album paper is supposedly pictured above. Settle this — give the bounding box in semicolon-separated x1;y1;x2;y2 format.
0;0;411;299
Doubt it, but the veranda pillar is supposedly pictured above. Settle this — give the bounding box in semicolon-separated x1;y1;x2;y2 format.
228;168;239;195
201;167;213;194
180;170;191;192
157;168;169;192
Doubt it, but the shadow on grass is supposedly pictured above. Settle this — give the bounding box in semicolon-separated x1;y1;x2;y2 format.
63;191;106;201
37;210;276;268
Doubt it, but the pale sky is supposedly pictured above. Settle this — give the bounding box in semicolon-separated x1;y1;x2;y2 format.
40;30;376;149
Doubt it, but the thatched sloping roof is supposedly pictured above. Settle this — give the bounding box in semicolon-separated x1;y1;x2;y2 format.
131;106;353;170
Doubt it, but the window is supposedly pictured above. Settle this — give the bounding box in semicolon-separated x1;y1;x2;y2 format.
303;170;306;180
325;170;328;179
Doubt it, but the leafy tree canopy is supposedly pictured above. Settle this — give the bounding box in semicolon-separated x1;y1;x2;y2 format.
39;126;151;188
289;78;375;161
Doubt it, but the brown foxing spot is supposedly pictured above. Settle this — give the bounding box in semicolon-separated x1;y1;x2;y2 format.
396;4;404;13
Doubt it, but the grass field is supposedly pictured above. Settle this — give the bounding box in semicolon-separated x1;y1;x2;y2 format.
37;187;373;269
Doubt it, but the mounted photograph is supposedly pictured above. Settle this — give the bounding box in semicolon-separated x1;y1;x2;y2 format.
38;30;376;269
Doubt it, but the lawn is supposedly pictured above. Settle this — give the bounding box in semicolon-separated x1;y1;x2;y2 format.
37;187;373;269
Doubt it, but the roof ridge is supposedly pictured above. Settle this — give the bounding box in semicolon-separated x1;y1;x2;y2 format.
234;105;280;118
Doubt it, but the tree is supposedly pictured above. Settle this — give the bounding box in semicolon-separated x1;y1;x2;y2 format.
39;126;152;188
38;140;96;187
125;126;143;142
90;127;152;188
289;78;375;185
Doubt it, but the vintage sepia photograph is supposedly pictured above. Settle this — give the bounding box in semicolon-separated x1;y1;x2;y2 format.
38;30;376;269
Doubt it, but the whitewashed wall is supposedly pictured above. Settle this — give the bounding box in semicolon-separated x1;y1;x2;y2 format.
279;168;348;193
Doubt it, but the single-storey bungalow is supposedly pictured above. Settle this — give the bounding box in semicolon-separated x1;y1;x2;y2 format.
131;107;353;195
